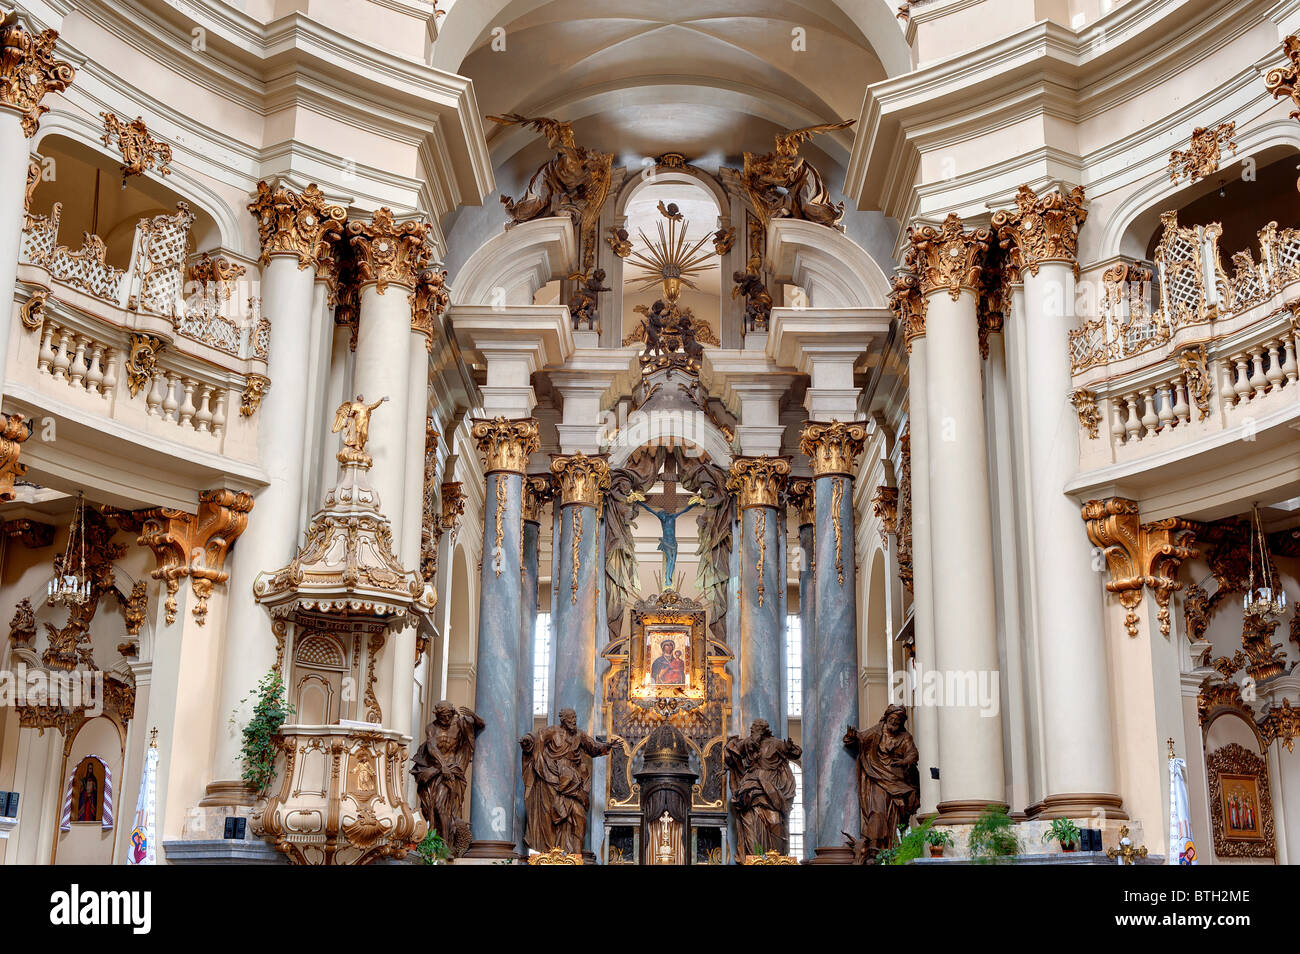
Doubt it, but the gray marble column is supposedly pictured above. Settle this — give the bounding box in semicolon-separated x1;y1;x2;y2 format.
789;479;818;860
800;422;868;864
515;474;549;854
466;417;539;859
727;456;790;735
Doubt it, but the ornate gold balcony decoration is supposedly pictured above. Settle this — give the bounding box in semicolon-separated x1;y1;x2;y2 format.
0;17;75;137
409;266;450;350
471;417;540;475
1069;387;1101;440
487;113;612;276
725;455;791;510
1260;700;1300;753
889;271;927;351
137;488;254;626
522;473;556;524
787;478;815;527
872;486;899;545
248;181;347;272
1168;123;1236;184
990;185;1087;277
0;413;32;502
1176;344;1213;419
551;453;612;509
239;374;270;418
19;287;47;330
906;213;992;300
348;207;433;294
186;251;245;301
741;120;855;230
527;847;583;865
799;420;868;478
1081;497;1200;638
1266;35;1300;120
99;112;172;185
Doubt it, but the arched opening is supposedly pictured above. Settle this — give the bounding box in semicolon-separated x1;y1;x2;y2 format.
445;544;476;711
861;547;889;725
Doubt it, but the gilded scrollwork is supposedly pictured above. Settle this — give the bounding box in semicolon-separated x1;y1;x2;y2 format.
906;213;993;301
19;287;46;330
550;452;612;509
1206;743;1275;859
725;455;790;510
409;266;450;349
0;17;75;137
1177;344;1213;419
125;332;165;398
871;486;898;545
990;185;1087;277
470;416;540;475
889;271;927;351
248;181;347;272
240;374;270;418
1168;123;1236;184
100;112;172;185
787;478;816;527
347;207;432;294
1069;387;1101;440
0;412;32;503
1266;35;1300;120
799;420;868;478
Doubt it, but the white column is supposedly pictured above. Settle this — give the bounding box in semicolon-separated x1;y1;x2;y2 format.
0;112;28;397
318;319;355;497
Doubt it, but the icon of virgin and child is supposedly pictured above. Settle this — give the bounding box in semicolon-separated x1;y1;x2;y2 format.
650;637;689;686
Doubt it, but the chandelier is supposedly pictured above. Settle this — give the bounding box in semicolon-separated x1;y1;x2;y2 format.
48;492;91;606
1244;503;1287;619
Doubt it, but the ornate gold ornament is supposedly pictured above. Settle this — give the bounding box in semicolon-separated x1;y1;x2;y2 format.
744;850;798;865
896;427;913;592
99;112;172;185
831;476;846;585
889;271;927;351
125;332;165;398
741;121;855;230
1266;35;1300;120
0;17;75;137
239;374;270;418
713;226;736;256
754;505;767;607
605;225;632;258
347;207;432;294
25;156;39;218
471;417;541;475
186;251;245;302
1104;826;1149;865
1238;612;1287;682
1069;387;1101;440
409;266;450;349
787;478;815;526
550;452;611;509
871;486;898;545
522;474;556;524
19;287;47;330
725;455;790;510
1168;123;1236;184
0;412;32;502
493;472;507;579
990;185;1087;276
1206;743;1275;859
1197;661;1246;727
799;420;868;478
137;488;254;625
248;181;347;272
1259;700;1300;753
906;213;993;300
571;504;583;604
331;394;387;467
1177;344;1213;420
1081;497;1200;638
624;210;718;302
527;847;582;865
3;517;54;548
440;481;467;536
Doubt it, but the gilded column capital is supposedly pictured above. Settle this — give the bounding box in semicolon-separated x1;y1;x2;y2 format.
871;486;899;545
439;481;467;535
409;266;450;350
905;213;992;301
248;181;347;272
347;207;433;294
0;17;75;137
1081;497;1201;638
799;420;868;478
137;488;254;626
471;417;540;475
990;185;1087;277
787;478;815;526
550;453;611;508
522;473;557;522
889;271;927;352
726;455;791;510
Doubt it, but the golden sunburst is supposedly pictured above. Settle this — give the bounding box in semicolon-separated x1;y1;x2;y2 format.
624;207;717;302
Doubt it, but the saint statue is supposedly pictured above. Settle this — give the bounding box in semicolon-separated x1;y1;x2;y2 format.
723;719;801;856
331;394;388;465
843;705;921;863
635;496;701;586
519;707;619;855
411;701;485;857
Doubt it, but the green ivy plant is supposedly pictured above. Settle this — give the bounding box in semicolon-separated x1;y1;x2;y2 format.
239;671;294;795
415;829;452;865
1042;817;1081;850
887;816;936;865
968;805;1020;865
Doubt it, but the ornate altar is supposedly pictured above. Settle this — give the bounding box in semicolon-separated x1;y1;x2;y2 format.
601;589;732;863
634;724;697;865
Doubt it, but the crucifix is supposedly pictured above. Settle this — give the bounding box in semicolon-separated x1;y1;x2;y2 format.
634;458;703;590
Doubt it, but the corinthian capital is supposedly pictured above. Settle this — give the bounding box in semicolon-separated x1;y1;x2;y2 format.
550;453;611;507
991;185;1088;276
726;455;791;510
888;271;927;352
522;473;557;522
799;420;868;478
471;417;540;475
347;208;433;294
409;266;450;350
248;181;347;272
0;17;75;137
906;213;992;301
787;478;815;526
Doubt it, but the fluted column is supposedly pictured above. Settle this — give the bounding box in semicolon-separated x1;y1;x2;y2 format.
787;478;818;859
726;456;791;734
205;182;345;803
516;474;553;853
0;17;73;494
907;214;1006;820
466;417;539;859
993;186;1123;819
800;421;868;863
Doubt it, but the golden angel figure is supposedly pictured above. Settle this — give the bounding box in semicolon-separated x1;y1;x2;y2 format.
332;394;387;465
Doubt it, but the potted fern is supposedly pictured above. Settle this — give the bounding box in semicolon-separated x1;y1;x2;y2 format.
968;805;1020;865
1042;818;1081;853
926;827;954;858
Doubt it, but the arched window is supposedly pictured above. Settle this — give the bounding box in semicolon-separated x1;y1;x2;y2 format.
533;612;552;716
788;762;805;858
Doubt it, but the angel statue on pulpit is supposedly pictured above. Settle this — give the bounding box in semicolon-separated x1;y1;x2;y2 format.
332;394;387;466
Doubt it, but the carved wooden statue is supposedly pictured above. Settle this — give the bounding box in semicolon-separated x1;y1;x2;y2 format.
410;701;485;857
520;707;618;855
723;719;801;856
843;704;920;863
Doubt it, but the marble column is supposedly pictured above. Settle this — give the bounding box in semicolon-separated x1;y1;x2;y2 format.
465;417;539;859
516;474;553;853
788;478;818;859
907;214;1006;820
205;183;346;803
726;456;791;735
800;421;869;863
994;186;1123;818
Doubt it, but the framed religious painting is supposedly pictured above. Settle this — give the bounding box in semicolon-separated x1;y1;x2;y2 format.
629;590;706;703
1207;742;1275;858
70;756;105;824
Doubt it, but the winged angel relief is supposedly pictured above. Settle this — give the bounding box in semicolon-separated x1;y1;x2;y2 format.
741;120;855;230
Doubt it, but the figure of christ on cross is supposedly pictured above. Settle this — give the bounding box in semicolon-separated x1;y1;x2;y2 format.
633;470;703;589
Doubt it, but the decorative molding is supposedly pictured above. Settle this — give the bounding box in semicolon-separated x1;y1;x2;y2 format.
990;185;1087;277
1069;387;1101;440
248;181;347;272
99;112;172;185
896;426;912;593
551;453;611;509
799;420;868;478
1176;344;1212;420
1259;700;1300;754
125;332;165;398
871;486;898;545
0;17;75;137
137;489;254;625
19;288;47;331
1266;35;1300;121
470;417;540;476
409;266;449;349
725;455;790;510
1168;123;1235;184
905;213;991;300
1080;497;1200;638
186;252;245;301
240;374;270;417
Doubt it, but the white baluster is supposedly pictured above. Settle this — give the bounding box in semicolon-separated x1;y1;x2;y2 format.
1110;394;1127;449
1140;387;1159;437
1281;334;1298;385
1231;354;1251;405
1124;393;1142;443
145;369;165;416
194;384;213;433
1172;378;1190;425
101;348;117;400
85;343;104;395
37;324;56;374
162;372;180;421
51;328;71;381
178;377;197;428
1249;348;1268;398
1217;356;1237;411
1265;339;1285;391
211;390;226;437
68;334;88;389
1157;382;1175;431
